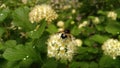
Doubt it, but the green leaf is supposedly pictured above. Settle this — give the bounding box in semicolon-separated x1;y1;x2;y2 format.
0;59;7;68
42;58;57;68
0;40;17;50
27;20;46;39
3;43;41;62
95;24;105;31
70;62;81;68
0;42;3;50
83;27;96;36
46;24;58;34
12;6;34;31
71;26;81;36
118;35;120;40
57;62;66;68
34;32;48;53
3;45;27;61
0;27;5;37
99;55;115;68
64;19;72;28
19;58;33;68
77;47;88;54
97;10;106;15
5;40;17;48
0;8;10;23
24;43;42;61
89;62;98;68
3;42;42;68
84;39;95;47
79;62;89;68
84;34;109;46
6;61;20;68
116;8;120;18
87;47;98;54
90;34;109;44
105;21;120;35
78;47;98;54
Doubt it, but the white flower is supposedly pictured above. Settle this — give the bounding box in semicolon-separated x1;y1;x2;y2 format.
47;32;78;62
102;39;120;59
72;9;76;14
78;21;88;28
75;39;82;47
58;28;64;32
21;0;27;4
0;4;6;8
107;11;117;20
57;21;64;27
18;27;22;30
63;5;71;10
71;21;75;24
92;17;100;24
29;4;58;23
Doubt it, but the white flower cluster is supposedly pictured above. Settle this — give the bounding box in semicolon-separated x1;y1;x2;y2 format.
47;32;80;62
78;21;88;28
29;4;58;23
0;4;6;8
21;0;27;4
102;39;120;59
107;11;117;20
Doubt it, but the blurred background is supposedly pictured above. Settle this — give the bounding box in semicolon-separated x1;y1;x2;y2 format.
0;0;120;68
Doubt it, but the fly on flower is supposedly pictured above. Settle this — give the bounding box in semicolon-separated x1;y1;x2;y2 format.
59;29;72;39
47;29;78;62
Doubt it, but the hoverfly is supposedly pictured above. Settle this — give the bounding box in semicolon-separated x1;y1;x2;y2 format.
60;29;71;39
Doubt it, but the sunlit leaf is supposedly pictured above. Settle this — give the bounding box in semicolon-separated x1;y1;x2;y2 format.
3;45;27;61
0;8;10;23
3;43;41;62
4;40;17;48
12;6;34;31
90;34;109;44
105;21;120;35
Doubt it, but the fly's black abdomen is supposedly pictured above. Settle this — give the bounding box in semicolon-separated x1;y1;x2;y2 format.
61;33;67;39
